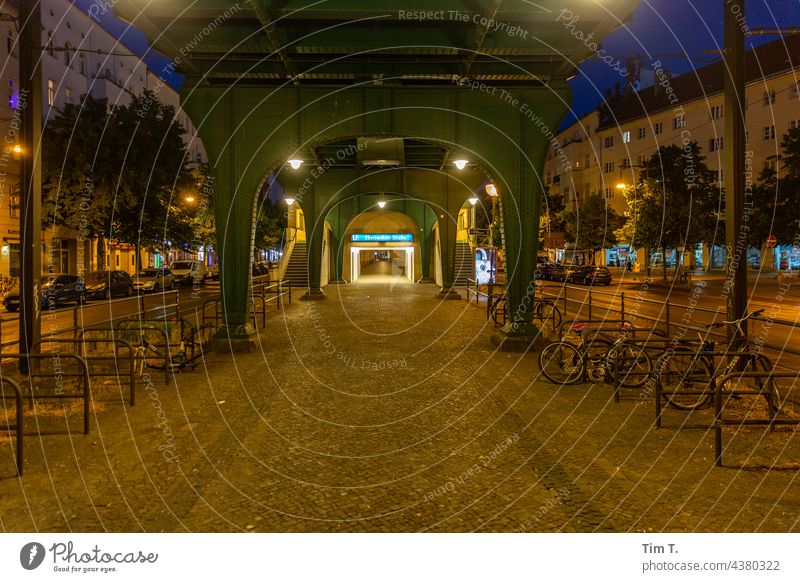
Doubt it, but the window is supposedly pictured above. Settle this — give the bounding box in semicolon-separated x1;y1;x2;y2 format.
47;79;55;106
546;172;551;185
9;190;20;218
621;158;631;169
622;131;631;144
791;120;800;130
763;90;776;105
604;136;614;148
584;154;591;168
709;137;724;152
8;79;16;109
46;31;54;57
636;154;646;167
6;30;13;54
654;122;663;135
65;87;73;104
79;52;86;75
791;82;800;99
64;42;72;67
764;159;777;172
673;115;685;129
763;125;776;140
637;127;646;139
604;162;615;173
605;187;613;198
710;105;724;120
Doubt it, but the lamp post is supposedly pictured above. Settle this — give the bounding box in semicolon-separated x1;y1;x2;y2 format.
18;0;43;370
724;0;748;348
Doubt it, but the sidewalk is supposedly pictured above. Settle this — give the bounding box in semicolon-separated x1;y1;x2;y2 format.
0;281;798;532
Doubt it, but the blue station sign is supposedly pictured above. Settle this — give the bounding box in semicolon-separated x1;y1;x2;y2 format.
351;233;414;243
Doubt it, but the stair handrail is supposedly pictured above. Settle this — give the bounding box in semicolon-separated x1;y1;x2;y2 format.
279;228;298;282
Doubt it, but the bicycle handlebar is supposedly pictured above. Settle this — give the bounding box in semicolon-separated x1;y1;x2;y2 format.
706;308;765;329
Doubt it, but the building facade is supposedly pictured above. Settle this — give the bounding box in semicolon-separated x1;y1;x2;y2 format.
0;0;207;278
544;36;800;270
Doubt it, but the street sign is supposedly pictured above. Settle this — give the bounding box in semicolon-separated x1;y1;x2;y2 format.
469;228;490;236
767;235;778;248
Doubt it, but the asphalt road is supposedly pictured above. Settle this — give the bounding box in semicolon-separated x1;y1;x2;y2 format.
0;282;220;347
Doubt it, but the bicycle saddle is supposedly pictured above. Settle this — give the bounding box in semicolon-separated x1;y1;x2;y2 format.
570;323;590;332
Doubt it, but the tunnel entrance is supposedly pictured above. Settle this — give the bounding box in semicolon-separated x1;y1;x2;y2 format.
351;248;414;283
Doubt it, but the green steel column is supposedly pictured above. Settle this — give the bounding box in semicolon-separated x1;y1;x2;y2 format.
301;190;326;300
212;156;257;347
437;198;462;299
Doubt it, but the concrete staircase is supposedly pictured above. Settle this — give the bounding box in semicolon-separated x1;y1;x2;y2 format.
283;242;309;288
453;242;473;286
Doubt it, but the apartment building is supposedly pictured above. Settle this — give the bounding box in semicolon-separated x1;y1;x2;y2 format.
0;0;207;277
544;35;800;270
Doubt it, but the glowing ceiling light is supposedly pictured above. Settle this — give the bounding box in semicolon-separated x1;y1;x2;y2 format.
287;159;303;170
485;183;498;197
468;197;479;205
284;197;296;206
453;159;469;170
377;200;387;208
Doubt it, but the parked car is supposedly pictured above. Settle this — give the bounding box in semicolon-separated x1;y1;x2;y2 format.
3;274;87;311
133;267;174;293
206;264;219;281
252;262;270;277
551;263;580;282
85;270;134;299
170;260;207;286
570;266;613;285
535;262;558;280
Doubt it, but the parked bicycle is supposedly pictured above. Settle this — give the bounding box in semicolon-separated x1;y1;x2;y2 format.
490;295;562;329
134;321;215;376
538;323;615;384
655;308;780;411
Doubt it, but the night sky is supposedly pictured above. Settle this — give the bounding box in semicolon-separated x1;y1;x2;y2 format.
76;0;800;127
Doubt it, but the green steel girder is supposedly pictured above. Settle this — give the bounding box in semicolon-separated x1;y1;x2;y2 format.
111;0;638;339
115;0;640;84
179;83;567;337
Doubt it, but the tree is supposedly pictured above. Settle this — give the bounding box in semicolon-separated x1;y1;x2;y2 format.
620;143;719;279
106;91;195;267
748;128;800;249
42;95;117;267
561;192;623;263
539;189;565;248
253;188;287;255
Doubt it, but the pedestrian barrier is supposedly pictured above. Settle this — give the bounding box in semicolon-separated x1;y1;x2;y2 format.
713;371;800;467
1;353;91;435
80;325;172;386
33;338;136;406
0;378;23;476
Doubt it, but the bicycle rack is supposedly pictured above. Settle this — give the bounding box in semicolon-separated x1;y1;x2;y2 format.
713;371;800;468
80;325;172;386
0;378;23;476
36;338;136;406
0;353;91;435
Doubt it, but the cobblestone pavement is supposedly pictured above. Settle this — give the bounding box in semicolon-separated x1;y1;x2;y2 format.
1;277;799;532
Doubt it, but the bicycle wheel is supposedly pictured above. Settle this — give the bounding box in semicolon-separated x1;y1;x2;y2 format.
584;335;614;383
607;344;653;388
534;299;562;329
491;298;507;326
539;342;584;385
750;354;782;414
656;349;713;410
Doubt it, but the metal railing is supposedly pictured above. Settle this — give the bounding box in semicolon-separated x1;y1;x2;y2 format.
0;378;23;476
713;371;800;467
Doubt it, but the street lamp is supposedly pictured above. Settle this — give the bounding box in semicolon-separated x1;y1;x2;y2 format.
184;195;196;203
485;183;498;197
468;196;479;205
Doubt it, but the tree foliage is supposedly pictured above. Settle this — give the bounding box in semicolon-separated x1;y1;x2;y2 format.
42;92;201;265
620;142;719;255
561;192;623;258
748;128;800;246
